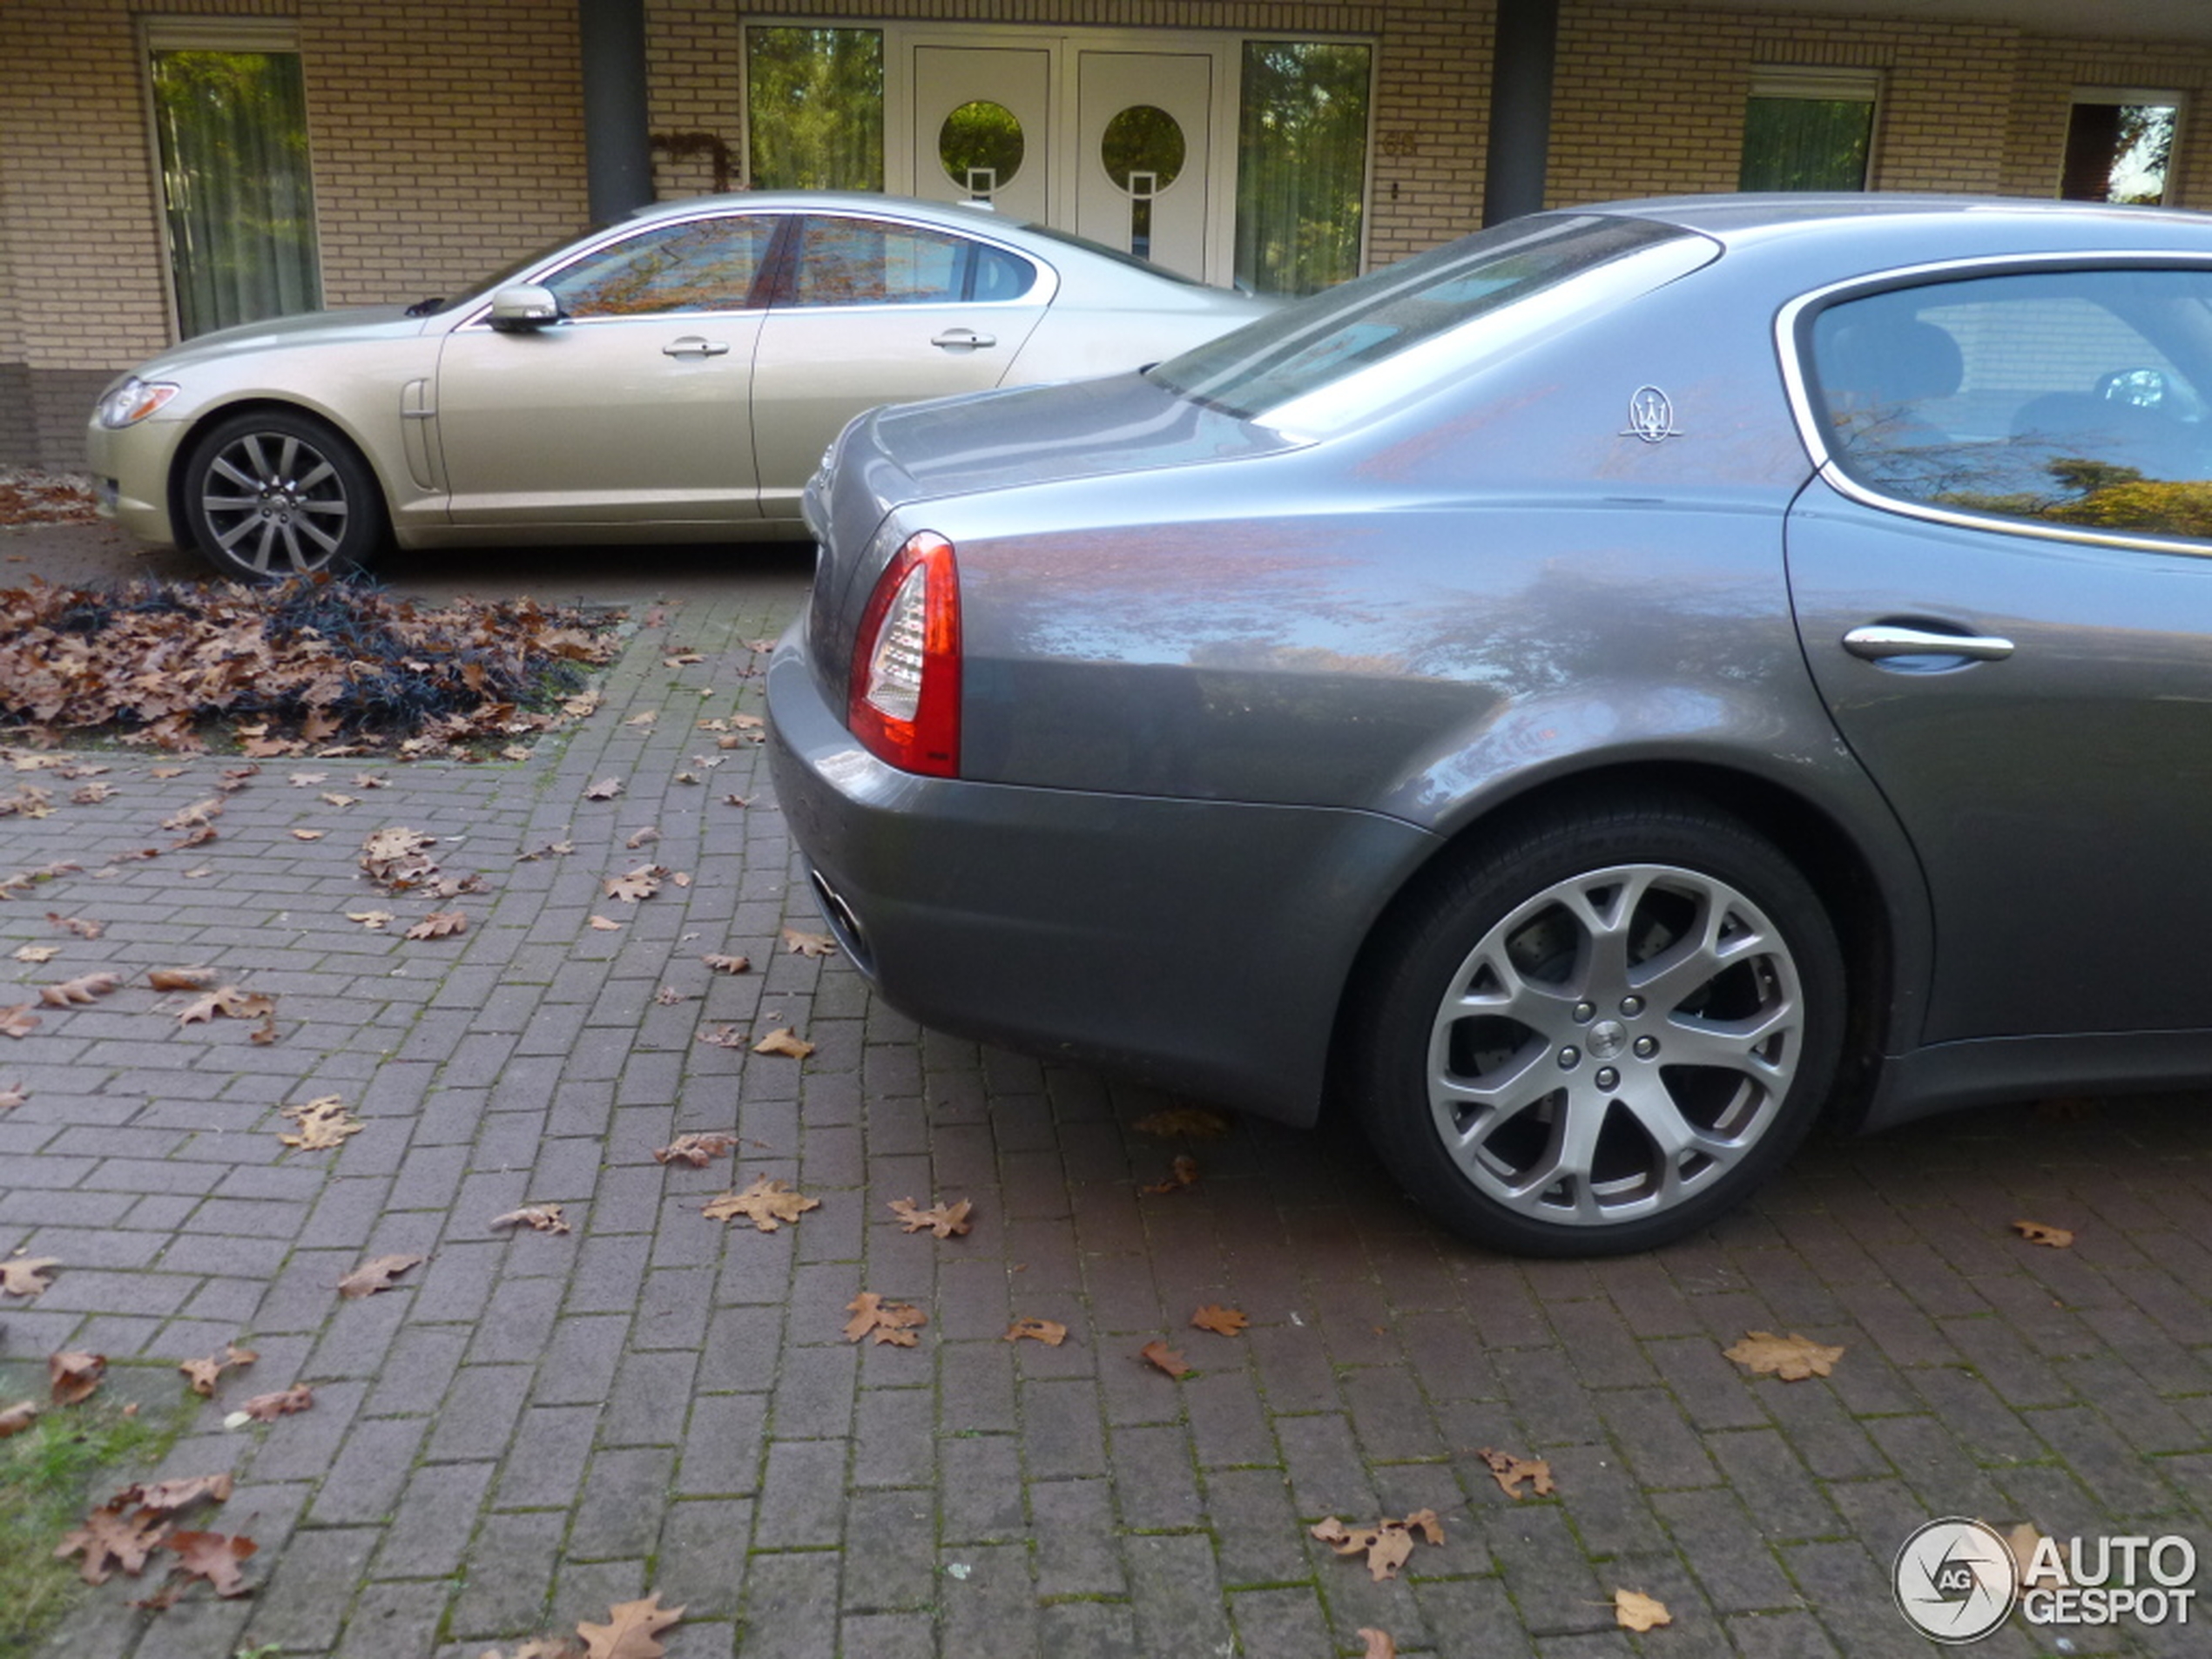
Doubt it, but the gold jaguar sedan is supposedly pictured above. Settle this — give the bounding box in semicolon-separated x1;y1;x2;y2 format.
87;192;1274;580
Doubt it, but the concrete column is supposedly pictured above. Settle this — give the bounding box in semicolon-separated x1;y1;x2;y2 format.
579;0;654;221
1482;0;1558;226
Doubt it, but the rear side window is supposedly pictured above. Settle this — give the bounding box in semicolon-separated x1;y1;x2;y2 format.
786;217;1037;307
1146;214;1700;421
1810;268;2212;543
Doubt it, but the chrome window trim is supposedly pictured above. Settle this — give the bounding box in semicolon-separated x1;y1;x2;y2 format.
453;205;1056;334
1774;248;2212;556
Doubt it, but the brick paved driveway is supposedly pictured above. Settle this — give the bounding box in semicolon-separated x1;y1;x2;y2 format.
3;531;2209;1657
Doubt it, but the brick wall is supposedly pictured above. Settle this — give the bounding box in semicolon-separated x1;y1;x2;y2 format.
7;0;2212;470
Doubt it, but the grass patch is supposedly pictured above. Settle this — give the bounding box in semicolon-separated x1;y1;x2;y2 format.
0;1386;192;1659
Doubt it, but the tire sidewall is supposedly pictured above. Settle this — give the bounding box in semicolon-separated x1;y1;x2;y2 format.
182;409;386;581
1354;801;1845;1257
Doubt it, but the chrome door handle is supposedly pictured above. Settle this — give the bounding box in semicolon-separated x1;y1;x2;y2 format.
931;329;996;350
663;336;730;358
1843;624;2016;663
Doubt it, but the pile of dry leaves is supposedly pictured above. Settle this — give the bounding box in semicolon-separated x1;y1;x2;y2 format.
0;577;617;752
0;472;98;527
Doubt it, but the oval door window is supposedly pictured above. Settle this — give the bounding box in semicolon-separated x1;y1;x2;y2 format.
1100;105;1185;260
940;101;1025;200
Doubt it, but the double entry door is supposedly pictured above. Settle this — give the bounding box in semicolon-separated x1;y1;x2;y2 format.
906;40;1214;280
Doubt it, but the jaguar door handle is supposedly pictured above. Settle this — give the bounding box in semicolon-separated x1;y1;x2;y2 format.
663;336;730;358
1843;624;2016;663
931;328;996;350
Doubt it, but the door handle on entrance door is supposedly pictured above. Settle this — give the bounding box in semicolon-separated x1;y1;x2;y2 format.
663;337;730;358
1842;624;2016;663
931;329;997;349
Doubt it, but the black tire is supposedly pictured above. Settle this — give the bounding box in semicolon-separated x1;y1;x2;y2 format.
180;408;388;580
1349;796;1844;1257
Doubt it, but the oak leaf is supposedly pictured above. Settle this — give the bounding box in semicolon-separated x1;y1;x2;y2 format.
117;1474;233;1514
165;1529;257;1596
1190;1305;1249;1337
346;909;395;930
1132;1107;1232;1139
517;840;574;861
40;972;120;1008
652;1132;737;1168
694;1022;745;1048
405;909;469;940
47;912;105;938
588;914;625;931
179;1345;258;1397
583;777;624;800
752;1027;814;1058
0;1081;24;1109
240;1384;314;1421
1359;1632;1398;1659
652;985;692;1006
290;828;325;842
10;944;59;963
604;866;663;902
2;1257;60;1297
147;967;219;991
843;1291;927;1345
51;1351;106;1406
1311;1517;1414;1582
360;826;439;889
1139;1339;1190;1379
1615;1588;1672;1632
337;1253;423;1298
176;985;275;1025
625;826;660;849
1004;1317;1068;1346
320;792;359;807
0;1399;37;1437
278;1096;364;1150
1723;1330;1844;1381
56;1502;167;1583
491;1204;571;1235
1476;1447;1556;1499
576;1593;684;1659
1141;1156;1200;1195
702;954;751;974
890;1197;973;1238
703;1176;819;1231
2013;1219;2076;1249
779;927;838;958
0;1003;39;1039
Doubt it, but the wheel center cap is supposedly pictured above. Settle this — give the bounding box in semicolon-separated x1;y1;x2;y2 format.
1588;1020;1629;1061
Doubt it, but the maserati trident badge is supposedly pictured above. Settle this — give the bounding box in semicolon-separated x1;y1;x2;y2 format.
1622;385;1681;444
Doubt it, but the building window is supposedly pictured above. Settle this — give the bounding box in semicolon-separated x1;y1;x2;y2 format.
145;21;321;340
1235;41;1372;296
1740;67;1879;192
2061;91;2178;204
745;26;885;191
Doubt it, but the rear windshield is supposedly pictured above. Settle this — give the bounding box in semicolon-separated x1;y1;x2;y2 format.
1146;214;1698;420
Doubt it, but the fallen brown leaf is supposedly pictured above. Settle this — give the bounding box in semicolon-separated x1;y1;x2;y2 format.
576;1592;684;1659
337;1253;423;1298
146;967;218;991
50;1351;106;1406
0;1004;39;1039
1615;1588;1672;1632
694;1022;745;1047
45;911;105;939
39;972;120;1008
0;1081;24;1109
10;944;59;963
1139;1339;1190;1379
0;1400;37;1437
583;777;624;800
779;926;838;958
1476;1447;1556;1499
1359;1630;1398;1659
278;1096;364;1150
405;909;469;940
703;1176;820;1231
588;914;625;931
165;1529;257;1597
652;1132;737;1168
116;1473;233;1514
1132;1107;1232;1139
1140;1155;1200;1195
752;1027;814;1058
178;1344;258;1398
1723;1330;1844;1382
652;985;692;1006
240;1384;314;1421
2013;1219;2076;1249
889;1197;973;1238
625;826;661;849
702;954;751;974
1004;1317;1069;1346
491;1204;571;1235
842;1291;927;1346
56;1501;167;1584
1190;1305;1249;1337
345;909;395;930
1;1257;59;1297
604;866;663;902
175;985;275;1025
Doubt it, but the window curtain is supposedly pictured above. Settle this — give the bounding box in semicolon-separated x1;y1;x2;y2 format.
151;51;321;338
1235;43;1372;297
746;28;885;192
1739;97;1874;192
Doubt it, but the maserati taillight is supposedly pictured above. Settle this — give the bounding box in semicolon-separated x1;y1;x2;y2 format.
848;531;961;777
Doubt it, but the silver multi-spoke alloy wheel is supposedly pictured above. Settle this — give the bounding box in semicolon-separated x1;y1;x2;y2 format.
1353;799;1844;1256
182;410;385;580
1427;862;1802;1228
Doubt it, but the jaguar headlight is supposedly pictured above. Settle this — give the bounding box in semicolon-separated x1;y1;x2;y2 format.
97;378;179;429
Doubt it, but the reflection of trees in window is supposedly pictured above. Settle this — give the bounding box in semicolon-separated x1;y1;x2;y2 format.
549;219;771;317
746;28;884;192
1941;457;2212;543
1739;69;1878;192
940;101;1024;195
1235;42;1371;297
2062;98;2176;204
151;49;320;338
